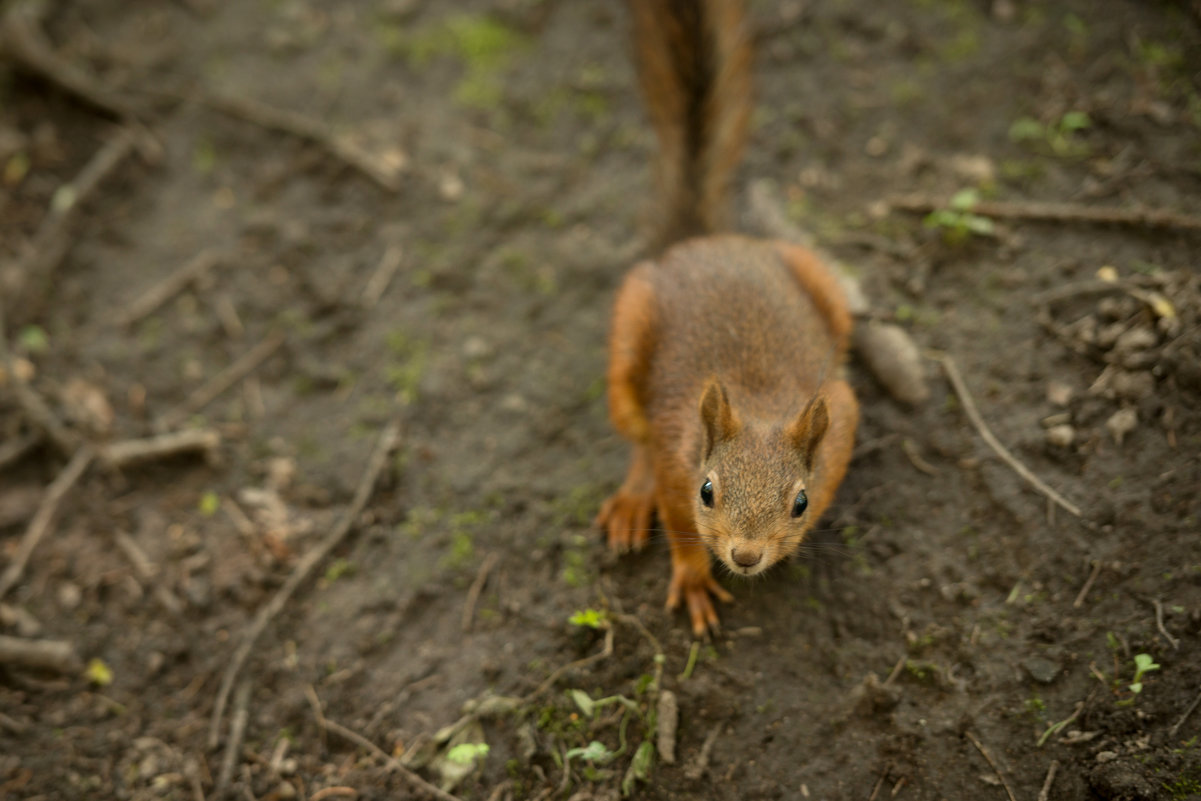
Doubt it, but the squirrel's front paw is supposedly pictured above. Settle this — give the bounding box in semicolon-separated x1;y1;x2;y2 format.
595;490;655;553
666;561;734;637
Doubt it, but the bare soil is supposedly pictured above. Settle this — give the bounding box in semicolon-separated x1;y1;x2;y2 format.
2;1;1200;800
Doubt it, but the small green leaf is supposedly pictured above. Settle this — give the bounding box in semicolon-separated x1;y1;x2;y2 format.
568;608;607;629
948;188;980;211
566;740;614;764
570;689;595;718
198;491;220;516
85;658;114;686
1133;653;1160;674
621;741;654;796
18;325;49;354
1129;681;1143;694
1059;111;1092;132
446;742;489;765
1008;117;1045;142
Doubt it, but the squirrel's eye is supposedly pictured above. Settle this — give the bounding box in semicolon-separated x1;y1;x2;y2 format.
699;480;714;508
791;489;808;518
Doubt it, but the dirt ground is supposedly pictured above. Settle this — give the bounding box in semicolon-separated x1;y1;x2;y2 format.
2;0;1200;799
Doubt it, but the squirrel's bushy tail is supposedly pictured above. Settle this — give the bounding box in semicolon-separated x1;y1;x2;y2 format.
629;0;752;249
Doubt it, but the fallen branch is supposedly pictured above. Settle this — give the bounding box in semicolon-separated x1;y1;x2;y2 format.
201;92;403;192
461;552;498;633
208;420;401;748
215;680;251;799
1037;760;1060;801
3;128;138;324
1169;685;1201;738
964;730;1016;801
890;194;1201;233
99;428;221;469
934;353;1084;519
361;245;404;309
0;633;81;673
0;0;139;120
114;530;184;616
0;447;94;601
117;250;224;327
0;306;77;455
158;333;285;430
1151;598;1180;650
322;717;463;801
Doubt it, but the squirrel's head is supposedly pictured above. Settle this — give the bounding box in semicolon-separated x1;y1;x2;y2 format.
693;379;829;577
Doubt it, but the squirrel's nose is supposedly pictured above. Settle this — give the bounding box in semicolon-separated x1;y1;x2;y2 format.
731;546;762;568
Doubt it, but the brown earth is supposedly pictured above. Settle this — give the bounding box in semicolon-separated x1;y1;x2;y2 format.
1;1;1200;800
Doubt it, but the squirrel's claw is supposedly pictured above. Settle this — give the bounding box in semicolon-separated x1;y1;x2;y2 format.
595;490;654;553
667;563;734;637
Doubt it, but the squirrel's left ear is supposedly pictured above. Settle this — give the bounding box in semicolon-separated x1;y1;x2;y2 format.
788;396;829;470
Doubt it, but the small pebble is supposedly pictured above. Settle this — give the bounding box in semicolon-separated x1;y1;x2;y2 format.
58;582;82;610
1046;424;1075;448
1106;407;1138;446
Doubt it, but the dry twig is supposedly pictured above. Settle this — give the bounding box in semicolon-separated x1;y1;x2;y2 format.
1073;561;1103;608
159;333;285;430
901;438;939;476
0;306;77;455
114;531;184;616
0;447;94;601
890;194;1201;233
208;421;401;748
361;245;404;309
0;634;81;672
322;717;463;801
964;730;1016;801
2;128;138;323
0;432;41;470
1151;598;1180;650
99;428;221;469
0;0;138;120
1169;686;1201;738
1037;760;1060;801
684;723;722;781
117;251;224;327
934;353;1083;519
201;92;403;192
216;681;251;799
461;552;499;633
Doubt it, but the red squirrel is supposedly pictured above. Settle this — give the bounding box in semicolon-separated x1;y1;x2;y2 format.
596;0;859;636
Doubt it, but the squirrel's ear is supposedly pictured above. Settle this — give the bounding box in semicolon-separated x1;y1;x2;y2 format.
699;379;740;459
788;396;829;470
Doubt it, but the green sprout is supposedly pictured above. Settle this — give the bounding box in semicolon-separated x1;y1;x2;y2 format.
923;188;995;243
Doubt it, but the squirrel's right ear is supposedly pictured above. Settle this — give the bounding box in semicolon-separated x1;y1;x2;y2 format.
788;396;829;470
699;379;740;459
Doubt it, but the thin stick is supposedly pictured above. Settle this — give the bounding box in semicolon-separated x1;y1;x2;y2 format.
0;634;81;672
159;333;285;430
0;432;41;470
683;723;722;781
524;627;615;703
0;0;138;120
1073;561;1102;608
901;438;939;476
216;681;251;798
114;531;184;616
201;92;402;192
461;552;499;633
935;354;1083;518
321;717;463;801
0;447;94;600
117;251;223;327
361;245;404;309
4;128;138;323
1151;598;1180;650
304;684;326;750
208;421;401;748
890;194;1201;233
0;306;76;455
883;654;907;687
868;768;888;801
964;731;1016;801
1169;686;1201;737
100;428;221;469
1037;760;1060;801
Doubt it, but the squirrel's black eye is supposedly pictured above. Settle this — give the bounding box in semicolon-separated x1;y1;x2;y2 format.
700;480;714;508
791;489;808;518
